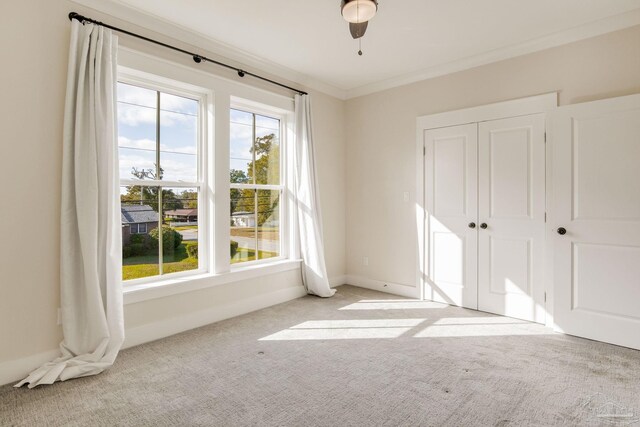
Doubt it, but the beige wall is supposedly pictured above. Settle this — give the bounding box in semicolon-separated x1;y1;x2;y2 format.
0;0;346;368
344;25;640;288
1;0;637;377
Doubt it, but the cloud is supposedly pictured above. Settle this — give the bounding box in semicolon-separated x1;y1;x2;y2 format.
161;92;197;115
117;83;198;127
230;122;252;140
118;136;197;155
117;83;156;107
118;103;156;127
230;123;252;159
117;105;196;127
118;152;155;180
118;136;155;151
118;138;197;182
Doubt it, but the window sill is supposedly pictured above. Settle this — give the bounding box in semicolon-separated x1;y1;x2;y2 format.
123;259;302;305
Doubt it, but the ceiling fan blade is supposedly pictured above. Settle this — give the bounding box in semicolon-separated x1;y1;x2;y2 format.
349;21;368;39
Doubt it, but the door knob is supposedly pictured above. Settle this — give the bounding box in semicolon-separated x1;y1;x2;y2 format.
468;222;476;229
557;227;567;235
480;223;488;229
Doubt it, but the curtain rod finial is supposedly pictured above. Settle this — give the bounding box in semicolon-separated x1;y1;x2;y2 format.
69;12;82;21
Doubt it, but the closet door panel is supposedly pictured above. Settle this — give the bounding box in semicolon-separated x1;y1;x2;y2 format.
552;94;640;349
478;114;546;323
424;124;478;309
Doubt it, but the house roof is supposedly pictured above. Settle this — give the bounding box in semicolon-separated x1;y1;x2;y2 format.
165;208;198;217
121;204;159;224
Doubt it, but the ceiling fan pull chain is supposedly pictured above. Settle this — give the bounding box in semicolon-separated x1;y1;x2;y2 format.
358;38;363;56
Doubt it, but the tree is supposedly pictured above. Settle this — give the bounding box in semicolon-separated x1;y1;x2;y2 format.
231;134;280;225
179;190;198;209
230;169;249;216
120;165;182;212
230;169;249;184
251;134;279;225
148;226;183;253
248;134;279;185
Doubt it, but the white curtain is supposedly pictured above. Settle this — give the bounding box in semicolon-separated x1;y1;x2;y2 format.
16;20;124;388
293;95;336;298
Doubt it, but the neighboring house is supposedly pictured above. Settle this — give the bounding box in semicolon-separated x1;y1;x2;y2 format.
165;208;198;223
121;204;159;244
231;211;256;228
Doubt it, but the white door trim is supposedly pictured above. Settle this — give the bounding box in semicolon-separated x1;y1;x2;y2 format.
417;93;557;130
416;93;558;313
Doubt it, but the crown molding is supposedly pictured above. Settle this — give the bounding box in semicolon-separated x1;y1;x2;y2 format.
345;9;640;99
68;1;639;101
68;0;348;100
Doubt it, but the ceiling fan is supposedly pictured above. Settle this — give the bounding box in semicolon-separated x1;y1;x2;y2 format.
341;0;379;55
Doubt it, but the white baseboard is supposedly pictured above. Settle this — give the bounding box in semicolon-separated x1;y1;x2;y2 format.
329;275;348;288
0;349;61;387
1;277;391;386
345;275;420;299
123;285;306;348
0;285;307;387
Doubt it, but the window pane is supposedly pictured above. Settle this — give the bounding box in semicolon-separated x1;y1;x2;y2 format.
253;129;280;185
255;114;280;186
118;82;157;108
121;185;160;281
117;113;158;180
118;143;158;181
257;190;280;260
255;114;279;131
118;80;203;283
230;112;253;182
230;109;253;126
230;188;257;264
162;187;199;275
159;107;198;182
161;92;198;115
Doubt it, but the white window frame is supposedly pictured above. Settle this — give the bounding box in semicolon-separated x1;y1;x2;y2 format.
117;69;210;286
229;99;289;269
116;47;301;303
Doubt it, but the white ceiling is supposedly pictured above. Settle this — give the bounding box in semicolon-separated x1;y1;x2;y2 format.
101;0;640;98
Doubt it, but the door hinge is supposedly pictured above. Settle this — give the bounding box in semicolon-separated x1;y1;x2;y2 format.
544;132;547;143
423;146;426;156
544;212;547;223
544;292;547;303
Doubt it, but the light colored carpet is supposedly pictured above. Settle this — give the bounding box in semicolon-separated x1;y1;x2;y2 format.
1;285;639;426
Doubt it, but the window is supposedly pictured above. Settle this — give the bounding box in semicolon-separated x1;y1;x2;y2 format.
115;49;296;295
118;81;204;282
230;108;283;265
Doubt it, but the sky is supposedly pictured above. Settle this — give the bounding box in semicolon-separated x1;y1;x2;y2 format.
117;82;280;188
117;82;198;183
230;109;280;181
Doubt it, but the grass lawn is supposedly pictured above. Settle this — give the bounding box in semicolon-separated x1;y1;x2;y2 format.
173;225;198;231
123;240;279;279
122;242;198;281
230;227;279;241
231;247;278;264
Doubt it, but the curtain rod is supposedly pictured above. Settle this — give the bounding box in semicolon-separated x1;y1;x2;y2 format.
68;12;308;96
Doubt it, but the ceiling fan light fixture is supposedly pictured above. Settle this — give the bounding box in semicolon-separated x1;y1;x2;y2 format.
341;0;377;24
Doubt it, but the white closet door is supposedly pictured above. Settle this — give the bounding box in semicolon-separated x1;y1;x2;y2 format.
424;124;478;309
478;114;546;323
552;94;640;350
